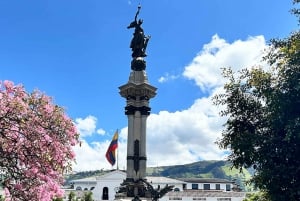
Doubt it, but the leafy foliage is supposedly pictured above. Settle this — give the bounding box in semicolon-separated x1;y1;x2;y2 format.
213;1;300;200
68;191;76;201
52;198;64;201
81;192;93;201
0;81;79;201
243;191;271;201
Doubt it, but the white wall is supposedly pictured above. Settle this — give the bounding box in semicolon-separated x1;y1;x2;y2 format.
93;177;124;201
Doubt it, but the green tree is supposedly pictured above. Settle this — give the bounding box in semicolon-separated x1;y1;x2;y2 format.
68;191;76;201
243;191;270;201
52;197;64;201
81;192;93;201
213;1;300;200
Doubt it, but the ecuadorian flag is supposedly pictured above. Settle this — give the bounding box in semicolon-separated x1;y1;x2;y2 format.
105;130;118;166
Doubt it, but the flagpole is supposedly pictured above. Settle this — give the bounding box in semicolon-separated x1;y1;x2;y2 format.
116;129;119;170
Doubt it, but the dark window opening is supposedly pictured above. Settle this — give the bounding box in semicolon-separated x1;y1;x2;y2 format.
102;187;109;200
192;184;198;190
203;184;210;190
226;184;231;191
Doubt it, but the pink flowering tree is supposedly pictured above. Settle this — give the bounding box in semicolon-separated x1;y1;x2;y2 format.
0;80;79;201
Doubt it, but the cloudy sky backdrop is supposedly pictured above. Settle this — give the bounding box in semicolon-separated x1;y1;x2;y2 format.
0;0;297;171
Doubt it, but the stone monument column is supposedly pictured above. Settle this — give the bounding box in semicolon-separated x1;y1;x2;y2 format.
116;6;173;201
119;71;156;182
119;5;157;198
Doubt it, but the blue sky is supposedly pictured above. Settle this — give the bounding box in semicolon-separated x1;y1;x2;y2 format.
0;0;298;171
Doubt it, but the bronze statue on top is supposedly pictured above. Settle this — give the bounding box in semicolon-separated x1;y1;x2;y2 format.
127;5;150;71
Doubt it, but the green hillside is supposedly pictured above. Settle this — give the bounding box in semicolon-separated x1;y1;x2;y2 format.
146;160;253;191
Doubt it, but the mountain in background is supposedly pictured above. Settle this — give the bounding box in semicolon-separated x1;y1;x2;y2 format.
146;160;253;191
66;160;253;191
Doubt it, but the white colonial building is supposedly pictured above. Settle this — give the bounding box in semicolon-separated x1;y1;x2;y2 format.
63;170;245;201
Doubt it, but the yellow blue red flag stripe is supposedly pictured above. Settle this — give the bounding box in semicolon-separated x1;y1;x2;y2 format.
105;130;118;166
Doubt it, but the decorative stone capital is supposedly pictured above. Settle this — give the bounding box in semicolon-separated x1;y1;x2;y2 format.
119;83;157;101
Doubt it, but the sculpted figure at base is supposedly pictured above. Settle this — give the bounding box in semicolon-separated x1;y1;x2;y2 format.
127;5;151;58
116;178;174;201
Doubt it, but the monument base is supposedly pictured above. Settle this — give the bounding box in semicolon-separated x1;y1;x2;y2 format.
115;178;174;201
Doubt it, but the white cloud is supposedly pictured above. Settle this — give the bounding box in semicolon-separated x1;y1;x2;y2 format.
183;34;267;91
158;73;180;83
72;35;269;171
96;128;106;135
72;94;226;171
74;115;97;137
146;88;227;167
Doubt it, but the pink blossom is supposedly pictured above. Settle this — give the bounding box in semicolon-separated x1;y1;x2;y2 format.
69;150;76;159
0;80;79;201
4;188;11;201
13;183;22;190
31;167;38;174
3;80;14;92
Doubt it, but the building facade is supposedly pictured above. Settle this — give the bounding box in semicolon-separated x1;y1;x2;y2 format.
64;170;245;201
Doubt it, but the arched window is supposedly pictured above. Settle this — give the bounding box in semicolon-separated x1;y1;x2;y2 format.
102;187;109;200
76;186;82;191
174;188;180;192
